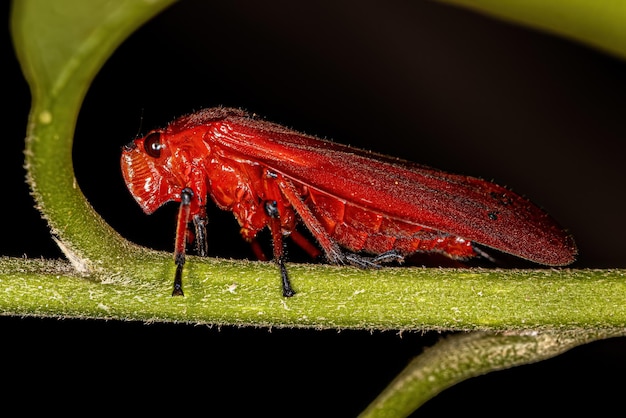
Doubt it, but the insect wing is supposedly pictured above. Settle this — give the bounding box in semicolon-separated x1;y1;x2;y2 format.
205;112;576;266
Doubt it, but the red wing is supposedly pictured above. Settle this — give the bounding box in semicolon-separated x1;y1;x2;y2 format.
174;109;577;266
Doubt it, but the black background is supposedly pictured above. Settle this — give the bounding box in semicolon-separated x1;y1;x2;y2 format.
3;1;626;415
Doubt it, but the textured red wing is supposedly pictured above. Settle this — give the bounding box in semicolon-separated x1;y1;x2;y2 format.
181;109;576;266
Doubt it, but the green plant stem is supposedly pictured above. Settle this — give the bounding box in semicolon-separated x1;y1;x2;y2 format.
360;329;626;417
2;256;625;330
12;0;177;276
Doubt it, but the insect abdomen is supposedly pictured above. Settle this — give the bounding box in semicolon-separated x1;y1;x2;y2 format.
306;189;476;259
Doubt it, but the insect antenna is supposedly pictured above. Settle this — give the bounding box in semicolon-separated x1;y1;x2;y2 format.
133;108;145;139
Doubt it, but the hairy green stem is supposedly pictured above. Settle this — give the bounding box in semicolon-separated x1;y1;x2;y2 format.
360;329;626;417
2;256;625;330
12;0;177;276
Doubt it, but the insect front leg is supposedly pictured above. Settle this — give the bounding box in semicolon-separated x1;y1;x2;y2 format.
264;200;295;297
173;187;194;296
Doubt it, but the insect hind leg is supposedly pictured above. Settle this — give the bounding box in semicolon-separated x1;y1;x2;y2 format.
342;250;404;269
471;244;498;264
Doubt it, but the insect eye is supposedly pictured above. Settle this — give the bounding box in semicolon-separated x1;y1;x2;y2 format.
144;132;163;158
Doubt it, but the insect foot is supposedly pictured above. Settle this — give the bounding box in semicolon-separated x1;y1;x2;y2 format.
343;250;404;269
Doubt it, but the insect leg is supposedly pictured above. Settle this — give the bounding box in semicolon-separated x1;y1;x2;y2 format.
289;229;322;260
264;200;295;297
276;178;344;265
249;239;269;261
193;214;208;257
277;178;403;269
372;250;405;264
341;250;404;269
173;187;194;296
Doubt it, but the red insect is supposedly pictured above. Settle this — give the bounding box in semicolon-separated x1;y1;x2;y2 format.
121;107;576;296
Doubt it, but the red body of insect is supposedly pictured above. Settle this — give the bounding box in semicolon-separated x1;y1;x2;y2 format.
121;107;576;296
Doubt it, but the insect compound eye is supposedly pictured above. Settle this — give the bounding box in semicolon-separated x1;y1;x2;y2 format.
143;131;163;158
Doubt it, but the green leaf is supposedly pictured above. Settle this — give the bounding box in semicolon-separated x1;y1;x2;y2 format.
12;0;176;104
436;0;626;60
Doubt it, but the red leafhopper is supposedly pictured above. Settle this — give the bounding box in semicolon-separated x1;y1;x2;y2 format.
121;107;576;296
